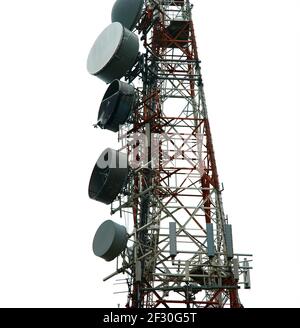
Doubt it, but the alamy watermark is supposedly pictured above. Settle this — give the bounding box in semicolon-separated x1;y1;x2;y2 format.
97;132;206;176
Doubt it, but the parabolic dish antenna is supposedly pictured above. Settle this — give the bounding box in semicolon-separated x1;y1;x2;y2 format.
87;22;139;83
93;220;128;261
111;0;144;31
88;148;129;204
97;80;136;132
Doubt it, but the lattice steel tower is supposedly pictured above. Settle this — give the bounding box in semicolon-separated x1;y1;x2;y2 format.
87;0;252;308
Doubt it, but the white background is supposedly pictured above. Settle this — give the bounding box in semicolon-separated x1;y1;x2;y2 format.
0;0;299;308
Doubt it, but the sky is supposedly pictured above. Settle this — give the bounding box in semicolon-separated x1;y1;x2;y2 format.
0;0;299;308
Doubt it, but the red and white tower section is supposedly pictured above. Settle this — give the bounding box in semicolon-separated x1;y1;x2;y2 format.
87;0;252;308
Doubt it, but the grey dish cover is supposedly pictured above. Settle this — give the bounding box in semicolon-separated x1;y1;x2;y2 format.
93;220;128;261
88;148;129;204
87;22;139;83
111;0;144;31
97;80;136;132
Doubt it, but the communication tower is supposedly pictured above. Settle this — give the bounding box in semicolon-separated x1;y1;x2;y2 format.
87;0;252;308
